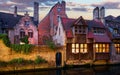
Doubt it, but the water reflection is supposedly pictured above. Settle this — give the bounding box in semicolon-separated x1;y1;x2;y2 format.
3;65;120;75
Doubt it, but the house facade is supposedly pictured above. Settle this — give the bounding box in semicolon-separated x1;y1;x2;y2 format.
0;2;39;45
105;15;120;62
38;1;67;45
12;12;38;44
38;0;113;64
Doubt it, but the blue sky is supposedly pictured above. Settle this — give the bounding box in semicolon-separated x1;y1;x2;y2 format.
0;0;120;20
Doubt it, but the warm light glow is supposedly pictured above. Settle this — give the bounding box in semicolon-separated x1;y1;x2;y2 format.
96;44;98;48
81;44;83;48
76;49;79;53
72;44;75;48
95;44;109;53
76;44;79;48
72;49;75;53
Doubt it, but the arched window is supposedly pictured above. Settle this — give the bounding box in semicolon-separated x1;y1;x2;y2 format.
28;29;33;38
20;29;25;38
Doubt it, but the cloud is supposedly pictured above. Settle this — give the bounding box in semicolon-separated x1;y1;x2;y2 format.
91;2;120;9
71;8;88;12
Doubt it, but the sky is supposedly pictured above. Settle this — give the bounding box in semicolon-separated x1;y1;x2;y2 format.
0;0;120;21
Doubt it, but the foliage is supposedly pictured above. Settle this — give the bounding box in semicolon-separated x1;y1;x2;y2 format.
46;40;56;50
9;58;24;64
34;56;47;64
11;44;33;54
0;61;7;67
20;35;29;44
0;34;11;47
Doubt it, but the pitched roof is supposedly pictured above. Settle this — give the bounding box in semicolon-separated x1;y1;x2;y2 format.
0;12;23;28
61;18;75;38
0;12;35;29
86;20;105;28
74;16;87;26
93;34;111;43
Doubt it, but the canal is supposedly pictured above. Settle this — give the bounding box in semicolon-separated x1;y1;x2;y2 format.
2;65;120;75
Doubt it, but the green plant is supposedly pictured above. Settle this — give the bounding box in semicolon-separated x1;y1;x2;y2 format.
34;56;47;64
11;44;33;54
9;58;24;64
0;61;7;67
46;40;56;50
20;35;29;44
0;34;11;47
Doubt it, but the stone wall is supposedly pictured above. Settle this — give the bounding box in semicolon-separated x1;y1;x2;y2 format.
0;40;66;67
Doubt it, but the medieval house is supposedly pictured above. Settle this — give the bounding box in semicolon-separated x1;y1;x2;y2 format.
0;2;39;45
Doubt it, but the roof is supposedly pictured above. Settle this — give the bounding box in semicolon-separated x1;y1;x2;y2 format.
0;12;35;29
94;34;111;43
61;18;75;38
86;20;105;28
74;16;87;26
38;1;67;44
87;31;94;38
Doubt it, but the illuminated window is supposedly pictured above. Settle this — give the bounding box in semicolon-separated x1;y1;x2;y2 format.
94;44;109;53
72;44;79;54
80;44;88;53
72;43;88;54
114;44;120;54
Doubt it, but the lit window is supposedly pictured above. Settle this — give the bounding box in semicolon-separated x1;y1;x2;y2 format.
95;44;109;53
72;44;79;54
80;44;88;53
114;44;120;54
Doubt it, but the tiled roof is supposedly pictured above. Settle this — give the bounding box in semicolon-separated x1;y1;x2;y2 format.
74;16;87;26
94;34;111;43
86;20;105;28
87;31;94;39
0;12;23;28
0;12;35;29
61;18;75;38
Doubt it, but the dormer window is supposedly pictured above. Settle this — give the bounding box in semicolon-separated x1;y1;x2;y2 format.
114;29;118;34
93;28;105;35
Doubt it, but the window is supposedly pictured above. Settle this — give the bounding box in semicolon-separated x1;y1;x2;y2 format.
80;44;87;53
72;43;88;54
25;21;30;26
94;44;109;53
114;29;118;34
114;44;120;54
28;29;33;38
57;8;61;12
57;15;60;22
75;26;86;34
72;44;79;54
20;29;25;38
93;28;105;35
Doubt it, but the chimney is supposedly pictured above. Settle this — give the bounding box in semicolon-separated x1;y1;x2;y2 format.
14;6;17;17
34;2;39;25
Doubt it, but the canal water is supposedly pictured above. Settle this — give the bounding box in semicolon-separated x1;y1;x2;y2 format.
3;65;120;75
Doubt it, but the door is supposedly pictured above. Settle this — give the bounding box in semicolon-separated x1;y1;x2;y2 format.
56;52;62;66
